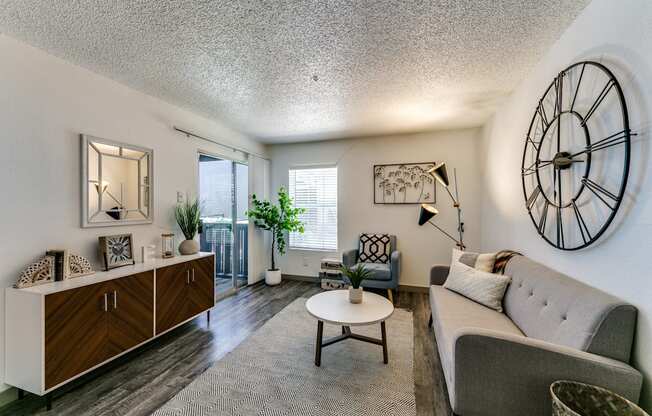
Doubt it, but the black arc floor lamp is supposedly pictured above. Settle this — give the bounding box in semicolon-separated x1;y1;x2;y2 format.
418;162;465;250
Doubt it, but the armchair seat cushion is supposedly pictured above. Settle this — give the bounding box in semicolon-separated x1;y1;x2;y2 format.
356;262;391;281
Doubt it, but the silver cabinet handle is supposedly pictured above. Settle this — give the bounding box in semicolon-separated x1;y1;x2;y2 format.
186;270;190;285
103;293;108;312
192;268;195;282
113;290;118;309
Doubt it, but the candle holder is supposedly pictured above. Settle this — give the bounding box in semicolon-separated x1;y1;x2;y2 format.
161;233;175;258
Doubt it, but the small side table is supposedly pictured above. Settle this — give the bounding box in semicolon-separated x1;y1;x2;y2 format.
305;290;394;367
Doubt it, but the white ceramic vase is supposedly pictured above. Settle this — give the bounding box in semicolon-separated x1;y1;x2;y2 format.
349;286;363;304
179;239;199;255
265;269;282;286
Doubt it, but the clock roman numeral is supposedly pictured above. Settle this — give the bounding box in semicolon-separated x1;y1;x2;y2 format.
538;200;549;235
526;187;541;211
581;78;615;126
570;129;629;158
537;101;550;132
570;63;586;112
582;178;618;210
571;200;592;245
556;205;564;249
553;73;564;118
526;136;541;152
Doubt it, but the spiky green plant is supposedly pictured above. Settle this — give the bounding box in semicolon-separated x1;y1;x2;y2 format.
246;187;305;271
340;264;373;289
175;198;201;240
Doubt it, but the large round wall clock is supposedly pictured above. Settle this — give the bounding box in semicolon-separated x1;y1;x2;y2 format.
521;61;631;250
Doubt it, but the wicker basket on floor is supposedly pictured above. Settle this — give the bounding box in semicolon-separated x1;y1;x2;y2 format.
551;381;648;416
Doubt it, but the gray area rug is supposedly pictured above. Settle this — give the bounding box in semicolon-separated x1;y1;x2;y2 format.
153;298;416;416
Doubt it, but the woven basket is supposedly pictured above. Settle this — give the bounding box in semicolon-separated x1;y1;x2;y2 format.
551;381;648;416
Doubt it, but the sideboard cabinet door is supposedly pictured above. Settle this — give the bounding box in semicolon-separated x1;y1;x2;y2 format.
107;271;154;357
45;282;109;390
188;256;215;317
156;262;193;334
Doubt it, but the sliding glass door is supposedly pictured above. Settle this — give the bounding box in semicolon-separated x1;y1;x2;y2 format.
198;153;248;298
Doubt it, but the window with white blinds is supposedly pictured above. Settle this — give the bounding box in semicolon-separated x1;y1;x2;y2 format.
289;166;338;251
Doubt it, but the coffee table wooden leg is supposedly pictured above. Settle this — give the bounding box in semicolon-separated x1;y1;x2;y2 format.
315;320;324;367
381;321;388;364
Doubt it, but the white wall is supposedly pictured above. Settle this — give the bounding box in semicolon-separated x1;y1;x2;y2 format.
269;128;483;287
0;35;266;392
479;0;652;408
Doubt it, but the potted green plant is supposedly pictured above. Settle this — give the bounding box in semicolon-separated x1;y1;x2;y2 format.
340;264;373;303
175;198;201;255
246;187;305;285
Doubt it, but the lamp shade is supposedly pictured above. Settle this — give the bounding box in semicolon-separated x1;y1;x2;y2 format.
418;204;439;226
428;162;450;187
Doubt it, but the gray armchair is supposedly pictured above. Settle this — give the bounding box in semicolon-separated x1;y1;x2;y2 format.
342;235;400;303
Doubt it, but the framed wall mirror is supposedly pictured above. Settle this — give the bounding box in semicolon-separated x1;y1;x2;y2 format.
81;134;154;228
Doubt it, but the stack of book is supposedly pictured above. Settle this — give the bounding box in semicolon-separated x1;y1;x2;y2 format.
319;257;346;290
46;249;70;281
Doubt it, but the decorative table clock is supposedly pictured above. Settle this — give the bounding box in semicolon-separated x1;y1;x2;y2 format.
521;61;632;250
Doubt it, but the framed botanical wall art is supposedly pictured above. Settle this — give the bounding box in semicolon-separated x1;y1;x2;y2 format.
98;233;135;271
374;162;436;204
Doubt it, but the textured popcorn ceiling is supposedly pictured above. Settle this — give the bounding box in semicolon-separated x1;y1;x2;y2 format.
0;1;589;143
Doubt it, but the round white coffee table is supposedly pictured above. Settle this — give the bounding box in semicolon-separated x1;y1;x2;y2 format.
305;290;394;367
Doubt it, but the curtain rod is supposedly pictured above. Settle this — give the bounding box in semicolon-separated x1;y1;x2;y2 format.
173;126;269;160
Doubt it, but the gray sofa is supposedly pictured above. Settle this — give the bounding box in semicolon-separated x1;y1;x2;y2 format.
343;235;400;302
429;255;642;416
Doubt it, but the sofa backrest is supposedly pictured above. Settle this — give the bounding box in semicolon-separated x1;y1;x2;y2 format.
503;256;636;363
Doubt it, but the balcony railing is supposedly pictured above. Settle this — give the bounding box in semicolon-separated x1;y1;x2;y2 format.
199;220;248;279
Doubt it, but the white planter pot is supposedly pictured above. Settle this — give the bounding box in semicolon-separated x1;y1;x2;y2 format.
179;239;199;255
349;287;363;304
265;269;282;286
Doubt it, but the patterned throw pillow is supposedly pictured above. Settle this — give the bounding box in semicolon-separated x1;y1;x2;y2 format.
358;234;391;264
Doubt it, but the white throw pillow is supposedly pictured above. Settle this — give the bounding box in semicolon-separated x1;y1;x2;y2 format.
444;260;511;312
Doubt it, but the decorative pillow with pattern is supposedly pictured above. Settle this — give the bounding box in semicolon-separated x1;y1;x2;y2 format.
359;233;391;264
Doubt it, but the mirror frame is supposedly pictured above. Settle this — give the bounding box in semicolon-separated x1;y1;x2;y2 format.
80;134;154;228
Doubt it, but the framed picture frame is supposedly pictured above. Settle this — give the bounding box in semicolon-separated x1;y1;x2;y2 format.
373;162;436;204
98;234;135;271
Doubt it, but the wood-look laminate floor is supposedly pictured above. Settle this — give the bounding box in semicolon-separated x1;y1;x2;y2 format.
0;281;452;416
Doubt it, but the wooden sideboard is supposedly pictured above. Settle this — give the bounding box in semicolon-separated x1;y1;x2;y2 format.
5;252;215;398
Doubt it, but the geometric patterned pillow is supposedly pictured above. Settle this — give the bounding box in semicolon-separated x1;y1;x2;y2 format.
358;233;391;264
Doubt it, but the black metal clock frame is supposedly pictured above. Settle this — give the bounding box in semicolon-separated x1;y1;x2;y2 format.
521;61;632;250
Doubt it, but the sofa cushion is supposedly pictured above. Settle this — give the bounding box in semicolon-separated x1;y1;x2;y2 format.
430;285;524;390
504;256;637;363
356;262;391;281
443;261;511;312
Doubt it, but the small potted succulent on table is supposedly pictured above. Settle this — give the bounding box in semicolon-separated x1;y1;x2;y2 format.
340;264;372;304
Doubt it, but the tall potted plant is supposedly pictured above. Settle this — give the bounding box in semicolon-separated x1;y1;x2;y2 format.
175;198;201;255
246;187;305;285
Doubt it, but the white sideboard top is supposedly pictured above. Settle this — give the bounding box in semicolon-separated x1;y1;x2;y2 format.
9;252;214;296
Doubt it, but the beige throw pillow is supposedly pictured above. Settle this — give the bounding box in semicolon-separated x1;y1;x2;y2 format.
444;260;511;312
451;248;497;273
475;252;497;272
